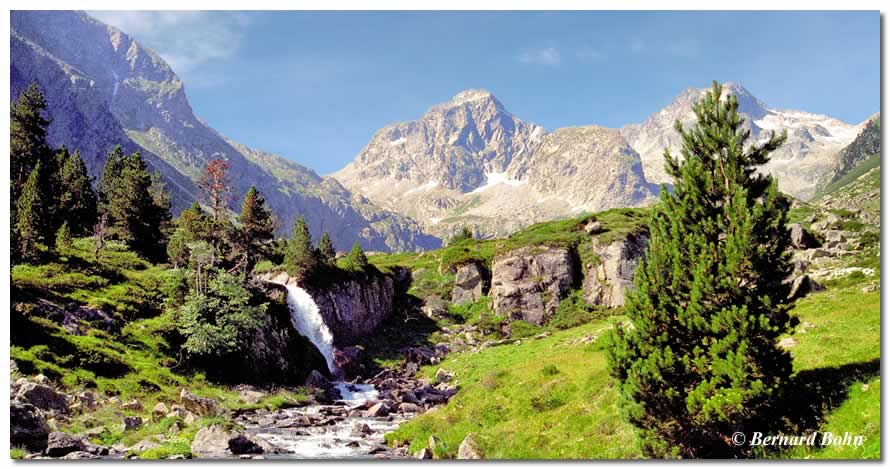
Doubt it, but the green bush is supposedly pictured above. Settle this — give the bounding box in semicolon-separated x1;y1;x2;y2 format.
176;272;266;358
508;320;542;339
540;364;560;376
549;290;609;330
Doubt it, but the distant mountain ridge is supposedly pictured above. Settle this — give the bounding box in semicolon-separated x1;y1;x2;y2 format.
10;10;440;252
334;90;660;239
621;82;866;200
12;10;873;250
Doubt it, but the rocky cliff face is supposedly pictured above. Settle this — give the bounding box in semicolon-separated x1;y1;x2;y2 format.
490;247;578;325
818;113;881;189
621;82;864;200
231;295;328;384
334;91;659;240
260;268;407;346
304;271;402;345
11;10;438;252
583;231;649;308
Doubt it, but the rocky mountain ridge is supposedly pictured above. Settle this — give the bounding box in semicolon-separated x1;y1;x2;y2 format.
334;91;660;239
11;10;439;252
621;82;867;199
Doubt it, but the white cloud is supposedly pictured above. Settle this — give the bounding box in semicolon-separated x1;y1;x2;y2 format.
87;11;251;75
517;47;561;66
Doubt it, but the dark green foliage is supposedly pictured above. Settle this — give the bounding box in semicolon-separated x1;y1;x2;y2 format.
608;82;796;458
176;271;266;358
11;82;51;202
55;222;72;249
317;232;337;266
448;226;475;245
15;162;50;259
99;147;171;261
284;216;315;278
540;364;560;376
238;186;275;272
56;147;98;236
549;289;611;330
342;242;369;272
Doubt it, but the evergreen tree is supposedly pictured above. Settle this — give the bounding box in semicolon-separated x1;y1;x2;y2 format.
11;83;51;202
99;147;171;260
238;186;275;272
608;82;795;458
343;242;369;272
55;222;72;249
15;162;50;259
98;145;127;238
57;147;98;236
283;216;315;278
317;232;337;266
448;226;475;245
167;203;208;268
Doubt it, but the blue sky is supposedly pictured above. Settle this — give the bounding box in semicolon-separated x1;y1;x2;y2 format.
89;10;880;175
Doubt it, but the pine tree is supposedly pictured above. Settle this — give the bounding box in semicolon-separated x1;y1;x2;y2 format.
98;145;127;238
608;82;795;458
11;83;51;202
15;162;49;260
283;216;315;278
55;222;72;249
98;147;170;260
317;232;337;266
167;203;209;268
57;147;98;236
343;242;369;272
238;186;275;272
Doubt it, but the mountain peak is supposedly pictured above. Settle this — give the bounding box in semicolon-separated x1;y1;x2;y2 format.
449;88;502;107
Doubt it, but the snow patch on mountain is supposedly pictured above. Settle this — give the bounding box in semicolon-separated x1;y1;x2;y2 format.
472;172;527;193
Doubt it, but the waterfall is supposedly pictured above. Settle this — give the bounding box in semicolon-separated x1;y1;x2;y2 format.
282;284;337;374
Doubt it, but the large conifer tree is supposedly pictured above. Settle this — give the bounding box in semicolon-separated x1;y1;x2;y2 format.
317;232;337;267
284;216;315;278
99;147;171;260
15;162;50;259
57;147;98;236
11;83;51;202
608;82;795;458
238;186;275;272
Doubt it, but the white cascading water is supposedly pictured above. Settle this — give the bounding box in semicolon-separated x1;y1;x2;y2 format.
283;284;337;374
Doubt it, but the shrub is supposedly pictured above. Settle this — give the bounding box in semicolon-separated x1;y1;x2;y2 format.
508;320;542;339
541;364;560;376
176;272;266;358
549;289;610;330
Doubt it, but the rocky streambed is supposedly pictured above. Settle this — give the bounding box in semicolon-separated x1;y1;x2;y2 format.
234;363;458;459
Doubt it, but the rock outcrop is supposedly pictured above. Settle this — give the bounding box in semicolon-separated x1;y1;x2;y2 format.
263;269;405;345
451;263;486;305
10;401;50;452
490;247;577;325
14;379;70;416
789;223;820;249
583;231;649;308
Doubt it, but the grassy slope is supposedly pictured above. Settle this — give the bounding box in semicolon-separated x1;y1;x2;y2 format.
386;275;880;459
386;320;640;459
11;238;310;458
385;170;881;459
